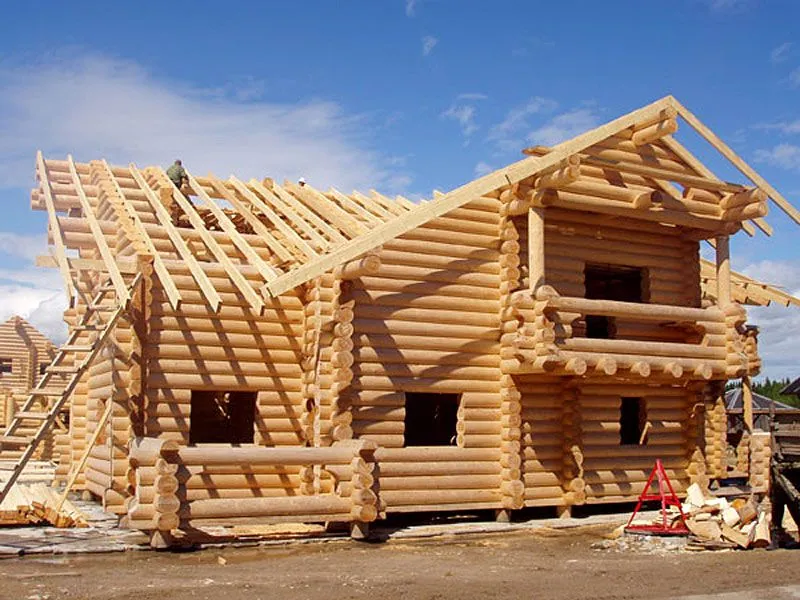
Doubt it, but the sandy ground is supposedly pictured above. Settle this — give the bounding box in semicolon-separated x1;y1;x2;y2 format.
2;525;800;600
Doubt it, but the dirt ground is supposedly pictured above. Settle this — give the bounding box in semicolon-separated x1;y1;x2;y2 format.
2;525;800;600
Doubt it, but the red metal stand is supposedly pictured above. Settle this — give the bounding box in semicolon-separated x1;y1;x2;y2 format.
625;458;689;536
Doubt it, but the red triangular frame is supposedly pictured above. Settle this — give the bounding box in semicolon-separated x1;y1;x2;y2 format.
625;459;689;536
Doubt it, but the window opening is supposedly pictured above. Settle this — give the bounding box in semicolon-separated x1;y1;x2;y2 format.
0;359;11;374
403;392;459;447
584;264;648;339
620;397;647;446
189;390;257;444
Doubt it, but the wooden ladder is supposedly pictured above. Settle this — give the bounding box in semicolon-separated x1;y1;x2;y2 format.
0;273;142;503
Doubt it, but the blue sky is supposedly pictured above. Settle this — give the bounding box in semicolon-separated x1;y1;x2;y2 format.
0;0;798;377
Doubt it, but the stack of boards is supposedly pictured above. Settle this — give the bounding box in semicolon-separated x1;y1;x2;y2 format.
0;483;88;528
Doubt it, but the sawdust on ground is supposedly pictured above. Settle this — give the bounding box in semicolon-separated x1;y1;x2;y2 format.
3;525;800;600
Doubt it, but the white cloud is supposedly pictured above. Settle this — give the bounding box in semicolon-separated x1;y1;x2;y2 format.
487;97;558;152
442;104;478;138
753;120;800;135
474;161;493;177
754;143;800;170
771;42;793;64
704;0;752;12
457;93;488;101
0;52;408;194
527;108;600;147
0;233;67;343
405;0;418;17
422;36;438;56
0;233;48;262
790;67;800;88
740;260;800;380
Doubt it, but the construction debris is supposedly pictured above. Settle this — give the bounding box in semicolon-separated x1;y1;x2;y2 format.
678;483;769;550
0;483;87;528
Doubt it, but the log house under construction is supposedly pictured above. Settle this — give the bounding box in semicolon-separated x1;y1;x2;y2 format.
5;95;800;543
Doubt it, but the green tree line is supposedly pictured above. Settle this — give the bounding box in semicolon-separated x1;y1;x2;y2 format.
726;377;800;408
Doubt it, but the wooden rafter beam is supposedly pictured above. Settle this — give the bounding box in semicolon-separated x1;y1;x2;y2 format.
659;137;766;238
36;152;75;303
228;177;318;260
668;96;800;226
350;190;394;220
326;188;381;225
273;182;348;244
99;160;182;310
129;165;223;313
66;156;131;307
286;182;366;238
247;179;331;251
186;171;279;284
206;176;295;264
153;170;265;314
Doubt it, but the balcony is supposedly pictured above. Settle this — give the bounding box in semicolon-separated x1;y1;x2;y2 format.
503;286;751;380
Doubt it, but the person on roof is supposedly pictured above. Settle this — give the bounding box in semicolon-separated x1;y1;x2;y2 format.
166;159;188;189
298;176;307;187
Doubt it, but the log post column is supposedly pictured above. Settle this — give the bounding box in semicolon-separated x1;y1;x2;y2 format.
715;234;731;307
528;207;545;291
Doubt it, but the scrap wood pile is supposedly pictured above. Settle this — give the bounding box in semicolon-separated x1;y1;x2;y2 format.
681;483;770;550
0;483;87;528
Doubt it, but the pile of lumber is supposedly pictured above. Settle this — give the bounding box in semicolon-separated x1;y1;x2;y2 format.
0;483;88;528
681;483;770;550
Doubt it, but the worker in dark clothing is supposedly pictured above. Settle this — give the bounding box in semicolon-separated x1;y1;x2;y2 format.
166;159;188;189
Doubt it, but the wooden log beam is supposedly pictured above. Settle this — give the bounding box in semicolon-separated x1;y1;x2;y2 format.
631;117;678;146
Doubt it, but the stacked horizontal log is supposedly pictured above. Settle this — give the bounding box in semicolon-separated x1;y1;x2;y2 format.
328;271;358;444
497;204;524;512
126;439;379;542
125;437;180;532
560;384;586;506
542;208;701;308
736;430;751;475
748;432;771;493
145;264;305;444
702;382;728;480
517;379;568;507
723;305;749;378
85;339;130;514
345;197;504;512
578;384;691;503
686;383;710;491
743;328;760;375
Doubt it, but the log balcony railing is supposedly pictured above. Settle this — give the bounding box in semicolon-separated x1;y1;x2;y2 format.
502;285;752;380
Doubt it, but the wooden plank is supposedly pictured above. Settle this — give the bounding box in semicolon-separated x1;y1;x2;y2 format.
154;169;265;313
228;177;318;260
265;97;674;296
66;156;130;307
99;160;183;310
185;171;279;283
246;179;330;250
129;165;222;312
669;96;800;226
206;176;295;263
36;152;75;302
394;195;417;210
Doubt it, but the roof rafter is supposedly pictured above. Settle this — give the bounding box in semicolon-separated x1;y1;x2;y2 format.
129;165;223;313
